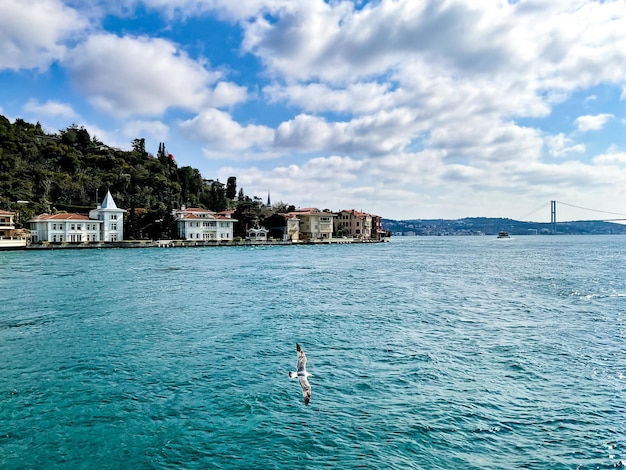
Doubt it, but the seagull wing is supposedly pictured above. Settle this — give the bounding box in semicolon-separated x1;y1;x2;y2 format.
299;375;311;405
295;343;311;405
296;343;307;374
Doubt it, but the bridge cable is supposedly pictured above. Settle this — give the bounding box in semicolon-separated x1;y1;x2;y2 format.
518;202;551;221
555;201;626;217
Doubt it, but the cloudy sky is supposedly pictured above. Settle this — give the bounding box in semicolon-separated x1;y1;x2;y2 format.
2;0;626;221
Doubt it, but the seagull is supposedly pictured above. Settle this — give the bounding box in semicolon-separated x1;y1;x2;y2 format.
289;343;312;405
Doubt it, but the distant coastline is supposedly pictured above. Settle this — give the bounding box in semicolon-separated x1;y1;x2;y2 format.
383;217;626;236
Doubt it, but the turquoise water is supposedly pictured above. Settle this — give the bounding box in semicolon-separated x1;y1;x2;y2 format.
1;236;625;469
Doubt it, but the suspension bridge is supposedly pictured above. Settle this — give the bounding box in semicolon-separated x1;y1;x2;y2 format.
518;200;626;234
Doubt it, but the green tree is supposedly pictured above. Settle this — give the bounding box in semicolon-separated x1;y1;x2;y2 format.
226;176;237;200
131;138;146;155
234;196;263;238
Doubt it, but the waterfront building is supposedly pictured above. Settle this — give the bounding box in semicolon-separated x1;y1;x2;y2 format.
288;208;335;241
247;226;269;241
263;213;300;241
29;191;126;243
88;190;126;241
371;214;385;240
335;209;373;239
0;210;28;248
0;210;17;238
286;214;301;241
173;206;237;241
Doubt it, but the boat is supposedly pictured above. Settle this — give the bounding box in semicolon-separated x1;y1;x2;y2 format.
497;231;511;238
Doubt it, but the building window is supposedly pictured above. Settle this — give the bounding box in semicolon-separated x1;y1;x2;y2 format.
111;224;117;230
70;224;75;230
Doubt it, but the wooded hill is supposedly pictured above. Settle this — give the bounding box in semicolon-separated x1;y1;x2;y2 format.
0;115;271;239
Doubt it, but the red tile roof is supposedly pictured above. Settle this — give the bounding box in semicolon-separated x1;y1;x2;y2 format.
32;213;90;221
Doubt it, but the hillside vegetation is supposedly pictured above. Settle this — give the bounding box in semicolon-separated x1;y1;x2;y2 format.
0;115;266;239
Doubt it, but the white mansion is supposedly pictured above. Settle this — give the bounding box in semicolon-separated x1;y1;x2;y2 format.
29;191;126;243
173;206;237;241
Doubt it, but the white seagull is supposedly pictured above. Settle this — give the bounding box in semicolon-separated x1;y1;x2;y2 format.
289;343;312;405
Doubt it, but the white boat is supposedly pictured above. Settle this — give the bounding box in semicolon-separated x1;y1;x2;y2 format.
497;231;511;238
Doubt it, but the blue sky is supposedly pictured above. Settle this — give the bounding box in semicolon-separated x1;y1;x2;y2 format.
1;0;626;221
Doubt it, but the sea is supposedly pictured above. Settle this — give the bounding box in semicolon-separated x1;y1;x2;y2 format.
1;236;624;469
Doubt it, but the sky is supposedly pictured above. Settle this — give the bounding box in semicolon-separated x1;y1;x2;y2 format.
1;0;626;221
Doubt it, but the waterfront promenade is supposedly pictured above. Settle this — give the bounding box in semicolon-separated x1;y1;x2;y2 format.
16;237;385;251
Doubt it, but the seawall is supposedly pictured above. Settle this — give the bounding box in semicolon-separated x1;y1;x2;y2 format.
18;237;387;251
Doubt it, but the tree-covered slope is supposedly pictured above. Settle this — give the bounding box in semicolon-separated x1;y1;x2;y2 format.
0;115;240;239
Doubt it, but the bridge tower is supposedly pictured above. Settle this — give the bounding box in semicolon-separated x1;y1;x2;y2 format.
550;200;557;234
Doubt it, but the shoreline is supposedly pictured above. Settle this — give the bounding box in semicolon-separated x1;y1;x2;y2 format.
6;237;388;251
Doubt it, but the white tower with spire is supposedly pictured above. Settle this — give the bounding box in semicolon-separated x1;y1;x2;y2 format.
89;190;126;241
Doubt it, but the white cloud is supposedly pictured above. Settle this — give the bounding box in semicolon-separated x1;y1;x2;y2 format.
574;113;614;132
0;0;87;70
218;146;626;220
263;82;398;115
242;0;626;118
427;118;544;164
63;33;245;117
217;155;370;213
275;108;423;156
545;133;586;157
23;99;79;119
133;0;286;21
208;82;249;108
593;151;626;166
123;120;169;143
180;108;273;151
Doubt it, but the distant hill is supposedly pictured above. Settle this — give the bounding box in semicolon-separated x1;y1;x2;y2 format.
382;217;626;236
